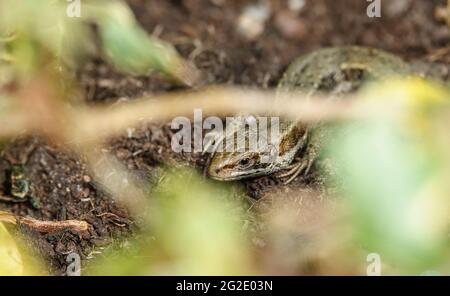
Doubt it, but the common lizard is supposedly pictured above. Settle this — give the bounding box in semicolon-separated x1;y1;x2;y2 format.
206;46;412;183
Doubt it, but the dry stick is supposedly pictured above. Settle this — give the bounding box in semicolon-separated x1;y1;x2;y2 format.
0;211;89;234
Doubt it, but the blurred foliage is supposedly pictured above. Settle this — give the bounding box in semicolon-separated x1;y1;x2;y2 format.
85;1;197;83
0;0;196;86
0;217;47;275
0;94;12;115
87;169;255;275
0;0;88;78
328;79;450;273
0;223;23;275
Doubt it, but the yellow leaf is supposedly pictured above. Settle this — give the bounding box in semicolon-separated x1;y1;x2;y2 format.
0;223;23;276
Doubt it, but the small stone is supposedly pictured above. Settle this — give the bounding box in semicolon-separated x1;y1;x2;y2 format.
82;175;92;183
288;0;306;13
237;2;271;40
384;0;411;18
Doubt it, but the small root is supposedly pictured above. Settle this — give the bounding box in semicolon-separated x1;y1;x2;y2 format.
96;212;127;227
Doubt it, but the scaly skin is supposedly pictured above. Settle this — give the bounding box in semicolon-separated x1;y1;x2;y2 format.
207;46;412;182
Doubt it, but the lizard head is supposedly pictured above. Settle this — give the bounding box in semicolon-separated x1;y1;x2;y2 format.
207;150;275;181
206;115;289;181
207;129;281;181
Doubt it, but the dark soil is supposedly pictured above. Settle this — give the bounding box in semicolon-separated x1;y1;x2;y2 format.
2;0;450;275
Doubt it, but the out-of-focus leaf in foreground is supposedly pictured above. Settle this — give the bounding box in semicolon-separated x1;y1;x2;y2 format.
0;212;48;276
0;0;198;85
0;0;88;70
327;79;450;273
87;169;254;275
0;223;23;276
85;1;200;86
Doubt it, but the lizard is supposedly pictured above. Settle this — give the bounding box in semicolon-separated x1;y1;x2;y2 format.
206;46;412;183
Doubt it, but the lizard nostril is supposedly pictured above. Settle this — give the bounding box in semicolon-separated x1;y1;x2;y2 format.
215;168;220;174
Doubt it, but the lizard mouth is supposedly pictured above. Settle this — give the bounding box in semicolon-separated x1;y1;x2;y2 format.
207;165;266;181
207;167;238;181
207;165;245;181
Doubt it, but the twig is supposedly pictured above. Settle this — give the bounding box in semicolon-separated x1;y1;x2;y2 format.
0;211;89;234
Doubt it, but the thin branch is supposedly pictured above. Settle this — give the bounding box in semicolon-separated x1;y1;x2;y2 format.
0;211;89;234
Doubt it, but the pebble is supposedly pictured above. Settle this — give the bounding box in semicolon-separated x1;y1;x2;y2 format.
237;2;271;40
288;0;306;13
384;0;411;18
82;175;92;183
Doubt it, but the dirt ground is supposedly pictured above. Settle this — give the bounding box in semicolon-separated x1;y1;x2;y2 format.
1;0;450;275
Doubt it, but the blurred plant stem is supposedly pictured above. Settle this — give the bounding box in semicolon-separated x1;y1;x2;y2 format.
0;86;389;142
79;147;148;218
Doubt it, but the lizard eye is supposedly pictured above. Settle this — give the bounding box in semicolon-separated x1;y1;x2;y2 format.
238;158;253;169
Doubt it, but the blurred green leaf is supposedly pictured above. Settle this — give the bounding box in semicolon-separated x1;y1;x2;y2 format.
87;169;254;276
328;80;450;272
0;0;196;83
85;0;199;85
0;0;88;67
